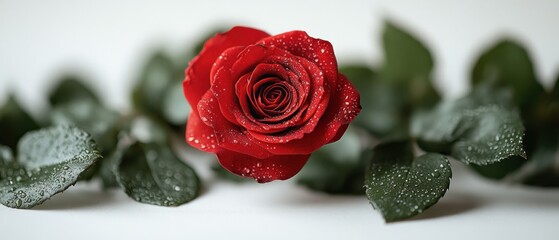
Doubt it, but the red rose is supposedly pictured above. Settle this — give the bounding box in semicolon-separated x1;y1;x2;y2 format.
183;26;361;183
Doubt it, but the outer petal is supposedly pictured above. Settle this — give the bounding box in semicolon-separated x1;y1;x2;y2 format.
185;110;219;153
216;150;310;183
183;27;270;106
249;74;361;154
197;90;273;159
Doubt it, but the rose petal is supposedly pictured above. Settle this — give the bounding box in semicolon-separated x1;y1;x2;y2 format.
197;90;273;159
216;150;310;183
185;110;219;153
258;30;339;89
249;74;361;154
244;56;330;144
213;46;306;133
183;27;269;106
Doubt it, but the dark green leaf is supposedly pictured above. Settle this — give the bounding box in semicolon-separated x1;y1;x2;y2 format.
516;130;559;187
0;95;40;149
97;136;135;189
472;40;545;110
298;151;368;195
50;100;119;154
132;52;179;118
0;126;100;208
412;88;526;165
341;65;408;138
552;76;559;101
48;76;100;106
365;141;451;222
381;21;440;108
98;115;169;189
97;147;123;189
470;155;526;179
382;21;433;82
297;126;369;194
116;143;200;206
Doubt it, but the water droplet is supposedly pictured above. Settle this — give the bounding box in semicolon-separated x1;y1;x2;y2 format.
173;186;181;191
16;190;26;198
63;166;69;170
15;199;22;208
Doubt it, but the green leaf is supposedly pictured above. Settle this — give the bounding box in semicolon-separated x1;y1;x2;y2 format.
98;146;124;189
162;80;191;126
381;21;440;108
48;76;100;106
0;126;100;208
382;21;433;82
132;52;179;118
365;141;451;222
517;129;559;187
297;126;369;194
470;155;526;179
552;76;559;101
50;100;119;154
116;143;200;206
412;88;526;165
341;65;408;138
472;40;545;110
0;95;40;149
97;115;170;189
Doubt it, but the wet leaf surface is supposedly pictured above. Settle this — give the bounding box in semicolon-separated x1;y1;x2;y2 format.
116;143;200;206
365;141;451;222
0;126;100;208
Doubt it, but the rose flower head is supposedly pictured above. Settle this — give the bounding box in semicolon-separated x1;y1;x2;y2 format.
183;26;361;183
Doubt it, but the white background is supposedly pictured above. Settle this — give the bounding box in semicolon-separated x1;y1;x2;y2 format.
1;1;559;239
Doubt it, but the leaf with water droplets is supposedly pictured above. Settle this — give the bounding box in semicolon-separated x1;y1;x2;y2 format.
48;76;100;106
0;126;101;209
0;95;40;149
116;143;200;206
365;141;451;222
50;99;119;154
412;87;526;165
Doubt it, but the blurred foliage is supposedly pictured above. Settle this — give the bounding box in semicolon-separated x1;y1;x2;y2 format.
0;95;40;150
48;76;100;106
0;126;101;209
297;126;370;194
0;20;557;217
299;21;557;221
